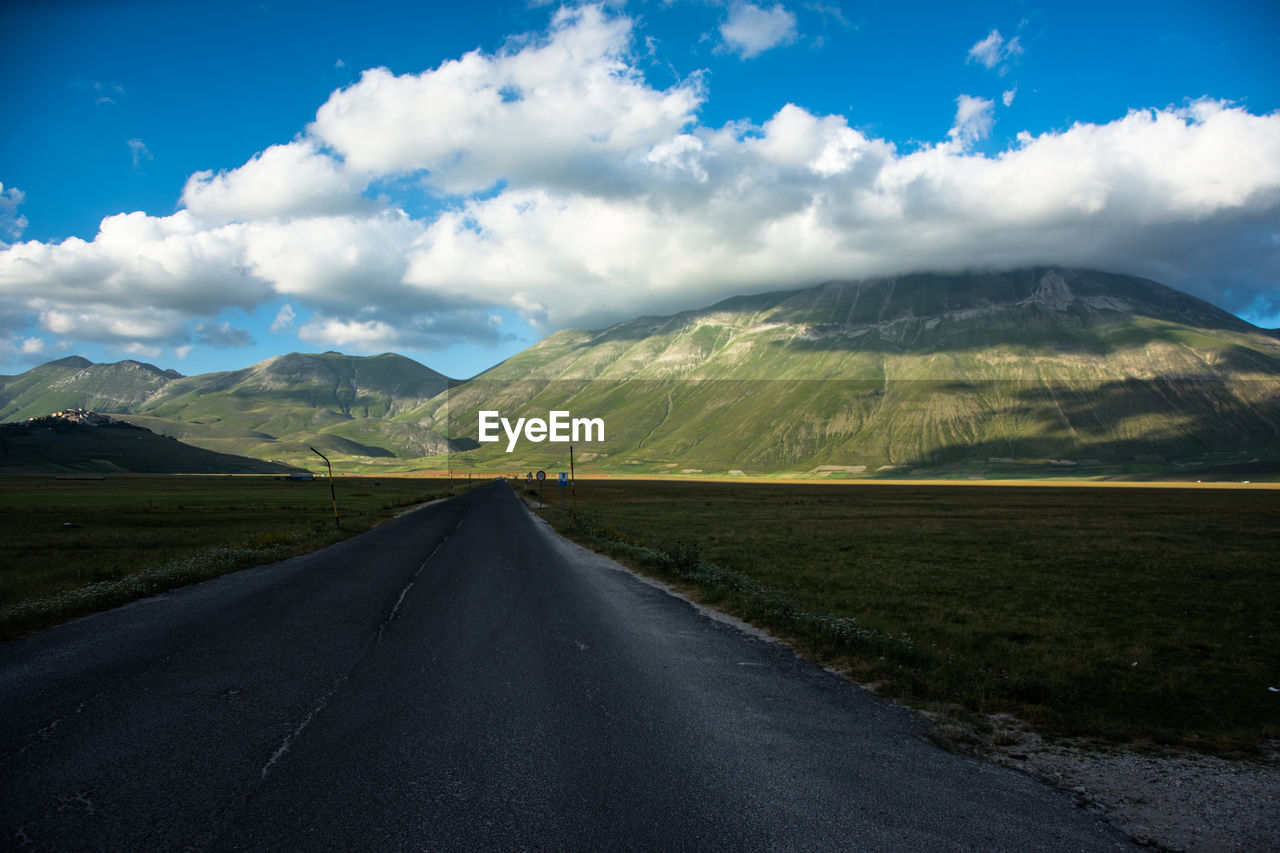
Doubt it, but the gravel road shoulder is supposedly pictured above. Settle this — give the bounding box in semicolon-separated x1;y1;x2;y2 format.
974;726;1279;852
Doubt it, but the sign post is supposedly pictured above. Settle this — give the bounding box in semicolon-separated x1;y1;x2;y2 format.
569;444;575;522
536;469;545;507
309;446;339;529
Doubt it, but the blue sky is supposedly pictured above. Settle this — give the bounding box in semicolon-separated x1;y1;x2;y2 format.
2;0;1278;379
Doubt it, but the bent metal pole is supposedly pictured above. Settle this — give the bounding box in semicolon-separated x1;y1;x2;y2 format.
310;446;340;529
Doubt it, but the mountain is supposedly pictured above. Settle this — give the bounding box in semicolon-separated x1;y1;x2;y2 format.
0;411;302;475
4;269;1280;477
0;356;181;422
417;268;1280;476
1;352;460;468
129;351;457;461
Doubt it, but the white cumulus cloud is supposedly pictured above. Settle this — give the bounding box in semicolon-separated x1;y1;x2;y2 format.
39;304;190;345
719;2;798;58
121;341;162;359
298;306;511;352
308;4;702;195
1;210;268;319
299;317;401;351
182;140;368;222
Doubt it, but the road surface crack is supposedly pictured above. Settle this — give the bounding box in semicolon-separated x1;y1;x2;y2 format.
376;534;452;644
260;673;348;779
260;508;469;781
1;692;106;772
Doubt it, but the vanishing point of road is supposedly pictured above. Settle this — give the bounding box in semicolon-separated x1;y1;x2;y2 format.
1;482;1135;850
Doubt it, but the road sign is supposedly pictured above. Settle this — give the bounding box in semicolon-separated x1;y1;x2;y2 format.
558;472;568;486
536;470;546;481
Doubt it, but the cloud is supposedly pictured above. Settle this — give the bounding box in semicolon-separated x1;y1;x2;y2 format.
0;332;66;367
1002;87;1017;107
308;4;702;195
181;140;367;222
2;210;269;316
1;4;1278;362
720;2;798;58
127;138;153;168
0;183;27;247
37;303;192;355
948;95;996;148
193;320;254;348
270;304;296;332
298;317;400;351
298;306;512;352
967;30;1003;68
238;211;428;311
967;28;1022;72
93;81;124;106
0;210;274;353
804;3;849;29
122;342;163;359
397;97;1280;330
39;306;171;340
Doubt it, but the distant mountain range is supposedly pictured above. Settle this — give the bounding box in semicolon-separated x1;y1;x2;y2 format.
4;268;1280;477
1;351;457;469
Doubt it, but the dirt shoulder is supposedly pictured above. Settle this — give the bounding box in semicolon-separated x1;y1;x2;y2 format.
932;714;1279;852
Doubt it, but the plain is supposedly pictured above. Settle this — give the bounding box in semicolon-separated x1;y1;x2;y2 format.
532;478;1280;756
0;475;456;640
5;473;1277;756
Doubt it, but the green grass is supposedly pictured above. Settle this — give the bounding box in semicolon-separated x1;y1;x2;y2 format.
0;475;461;640
535;480;1280;756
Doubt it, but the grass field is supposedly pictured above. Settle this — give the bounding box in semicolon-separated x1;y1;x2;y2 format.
532;479;1280;756
0;475;463;640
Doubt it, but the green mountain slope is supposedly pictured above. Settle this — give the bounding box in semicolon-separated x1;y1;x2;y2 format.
132;352;458;462
0;356;181;421
1;352;459;468
417;268;1280;475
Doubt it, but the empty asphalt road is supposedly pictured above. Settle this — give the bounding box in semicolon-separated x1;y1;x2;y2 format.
1;481;1135;850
